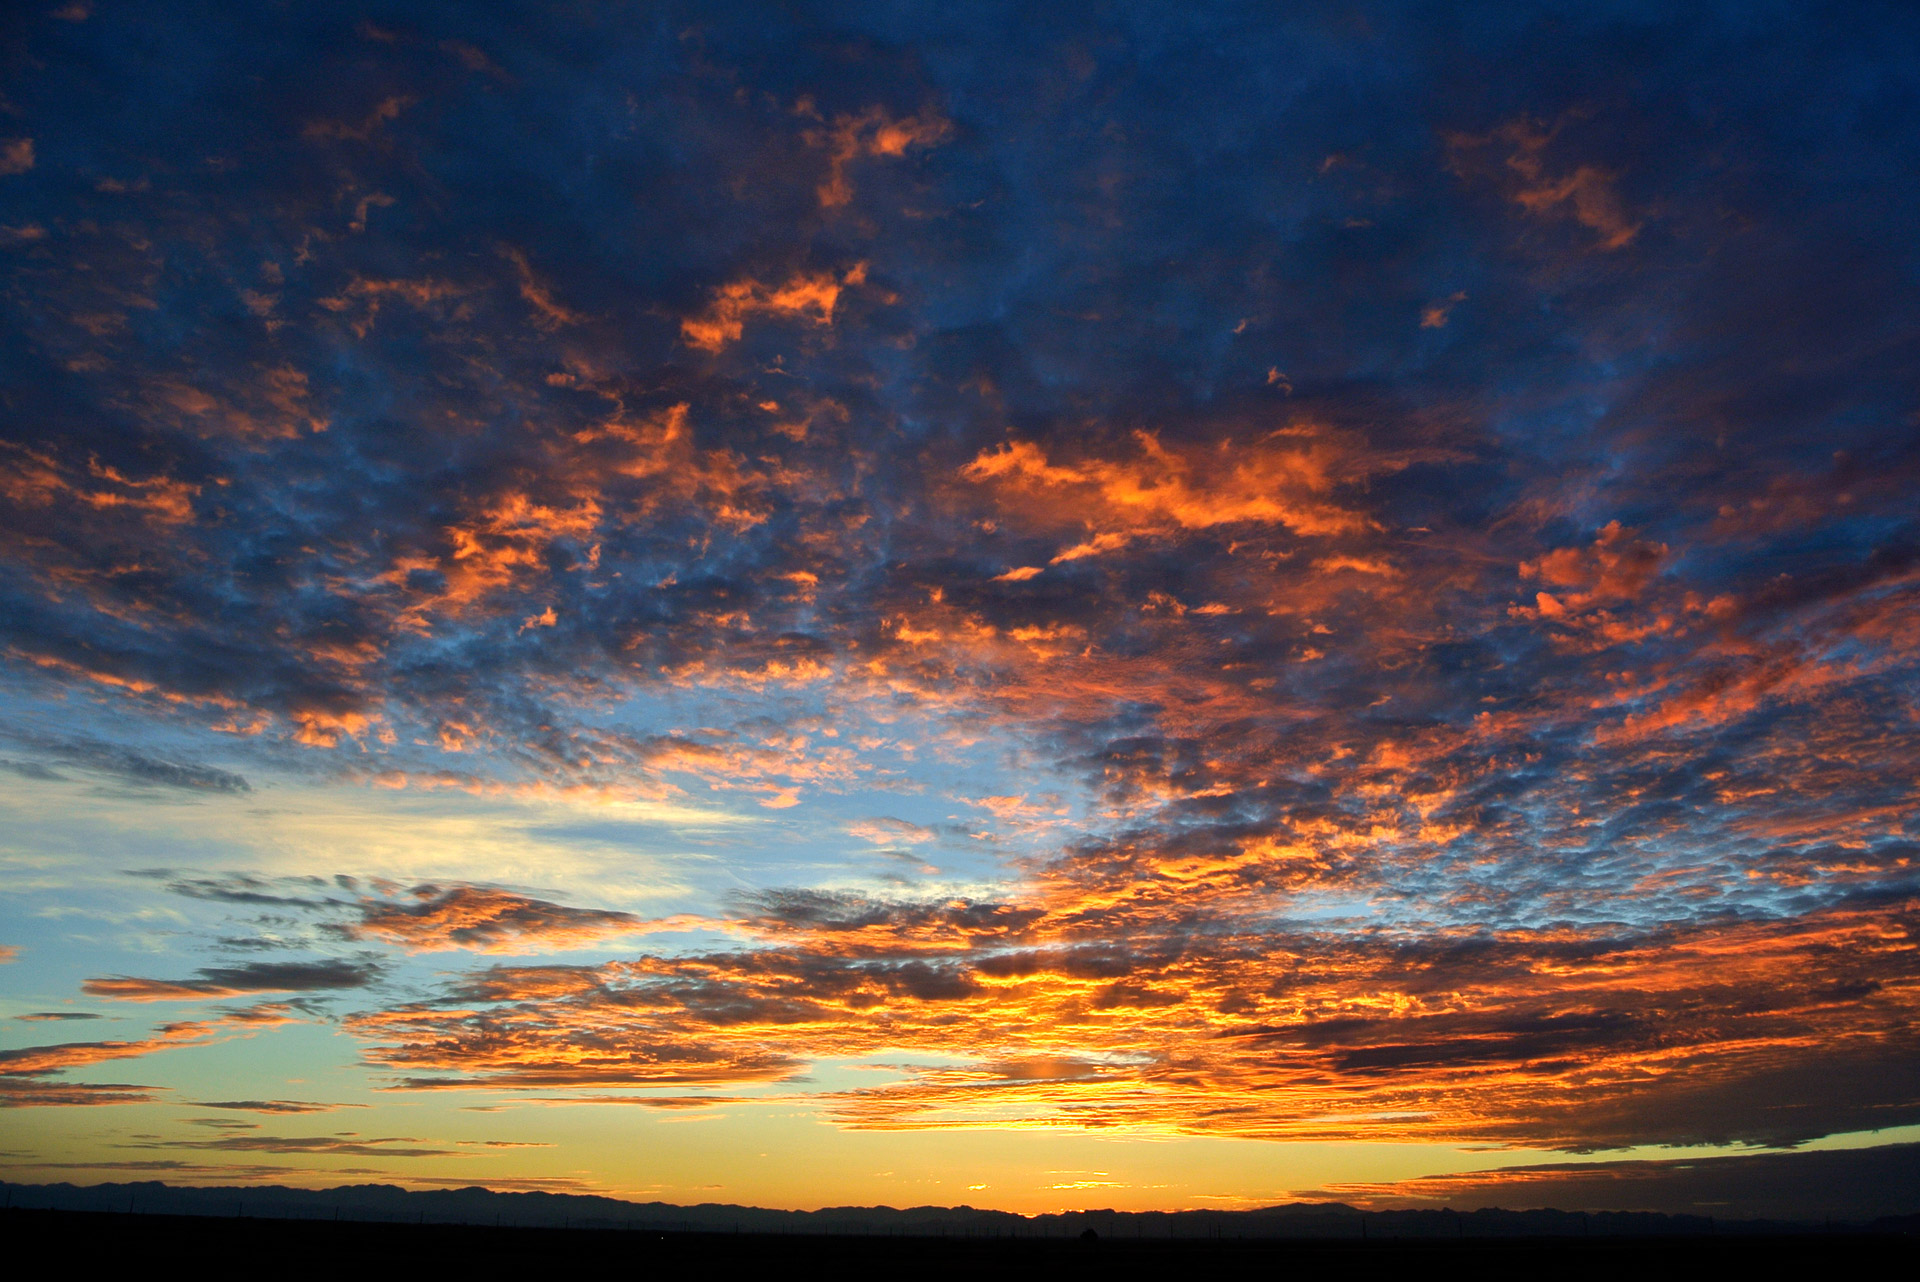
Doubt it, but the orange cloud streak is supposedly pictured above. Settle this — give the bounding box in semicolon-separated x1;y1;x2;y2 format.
681;265;866;353
1;1006;297;1108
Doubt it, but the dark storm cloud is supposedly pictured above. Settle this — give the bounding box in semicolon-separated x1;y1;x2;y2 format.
3;0;1919;1153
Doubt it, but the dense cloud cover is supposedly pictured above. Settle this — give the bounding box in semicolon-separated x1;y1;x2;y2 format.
2;0;1918;1197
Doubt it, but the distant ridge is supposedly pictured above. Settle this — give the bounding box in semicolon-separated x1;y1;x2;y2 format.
4;1179;1916;1238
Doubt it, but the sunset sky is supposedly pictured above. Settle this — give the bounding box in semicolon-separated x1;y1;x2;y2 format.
3;2;1918;1216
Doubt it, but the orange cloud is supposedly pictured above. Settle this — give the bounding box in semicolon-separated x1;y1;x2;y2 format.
1420;292;1466;328
0;1006;296;1108
1522;520;1666;603
804;106;952;208
681;264;865;352
302;95;413;143
0;137;33;175
962;429;1381;561
319;273;466;337
346;885;646;954
0;444;199;525
1513;168;1640;250
1510;521;1681;648
350;994;802;1090
290;708;373;749
499;244;585;329
325;849;1920;1151
138;364;328;440
1450;119;1641;250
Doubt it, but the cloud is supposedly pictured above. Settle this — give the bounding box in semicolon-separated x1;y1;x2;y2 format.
0;1005;295;1108
301;94;413;144
1420;292;1466;329
846;817;936;845
0;139;32;175
144;874;674;957
320;896;1920;1151
0;0;1917;1168
0;733;249;794
0;760;65;781
1449;118;1642;250
681;265;866;352
0;1081;159;1108
522;1094;745;1109
190;1099;367;1114
83;961;379;1002
126;1133;457;1159
343;885;643;954
1518;520;1669;616
149;873;339;909
960;429;1385;556
498;245;584;330
804;106;951;207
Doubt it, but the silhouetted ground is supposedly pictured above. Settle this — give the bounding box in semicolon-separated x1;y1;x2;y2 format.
4;1208;1910;1279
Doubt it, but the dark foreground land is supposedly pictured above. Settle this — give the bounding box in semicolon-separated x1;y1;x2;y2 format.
5;1208;1912;1280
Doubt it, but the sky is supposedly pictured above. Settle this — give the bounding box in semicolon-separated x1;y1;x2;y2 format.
2;0;1918;1218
